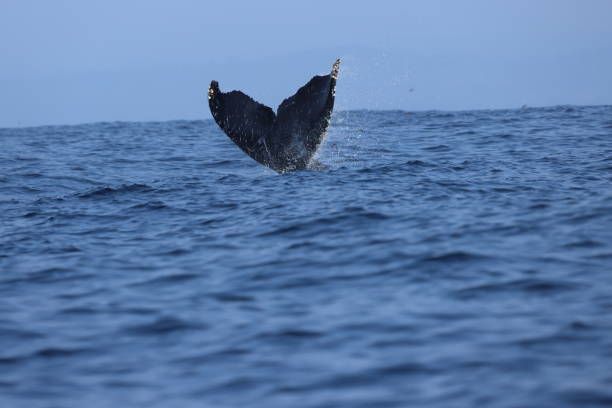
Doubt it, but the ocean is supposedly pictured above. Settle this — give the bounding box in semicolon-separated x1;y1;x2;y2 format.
1;105;612;407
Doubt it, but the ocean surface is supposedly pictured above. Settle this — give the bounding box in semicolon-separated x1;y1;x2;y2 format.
1;106;612;407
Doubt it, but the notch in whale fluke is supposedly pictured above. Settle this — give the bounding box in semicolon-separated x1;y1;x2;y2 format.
208;59;340;173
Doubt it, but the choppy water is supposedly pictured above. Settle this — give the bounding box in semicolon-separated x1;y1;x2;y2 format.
1;106;612;407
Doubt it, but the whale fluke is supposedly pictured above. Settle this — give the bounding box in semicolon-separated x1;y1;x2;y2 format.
208;59;340;173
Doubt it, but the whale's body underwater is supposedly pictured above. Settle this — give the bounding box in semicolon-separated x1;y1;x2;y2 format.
208;59;340;173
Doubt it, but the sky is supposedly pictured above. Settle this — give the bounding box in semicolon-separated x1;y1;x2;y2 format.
1;0;611;127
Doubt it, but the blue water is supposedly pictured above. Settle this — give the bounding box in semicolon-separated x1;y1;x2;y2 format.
1;106;612;407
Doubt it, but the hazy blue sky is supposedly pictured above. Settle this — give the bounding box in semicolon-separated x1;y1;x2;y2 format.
1;0;611;127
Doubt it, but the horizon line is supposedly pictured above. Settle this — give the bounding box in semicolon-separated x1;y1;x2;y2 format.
2;103;610;131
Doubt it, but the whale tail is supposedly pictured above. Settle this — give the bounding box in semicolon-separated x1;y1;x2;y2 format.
208;59;340;173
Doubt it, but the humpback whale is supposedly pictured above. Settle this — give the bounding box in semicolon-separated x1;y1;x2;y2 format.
208;59;340;173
